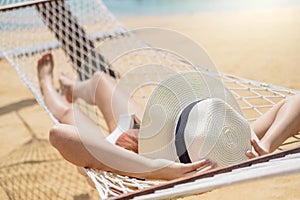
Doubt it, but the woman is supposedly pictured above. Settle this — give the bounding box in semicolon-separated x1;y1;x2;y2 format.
38;53;300;180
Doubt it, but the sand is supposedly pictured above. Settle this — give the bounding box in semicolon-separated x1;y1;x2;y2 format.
1;6;300;200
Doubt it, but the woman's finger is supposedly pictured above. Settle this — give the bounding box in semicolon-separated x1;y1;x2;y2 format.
251;139;266;156
183;162;216;177
246;150;256;159
181;159;213;174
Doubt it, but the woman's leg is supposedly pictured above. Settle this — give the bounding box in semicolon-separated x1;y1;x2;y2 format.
38;53;75;125
38;53;126;172
37;53;216;180
59;71;143;132
49;122;215;180
49;124;104;168
39;53;140;151
249;95;300;157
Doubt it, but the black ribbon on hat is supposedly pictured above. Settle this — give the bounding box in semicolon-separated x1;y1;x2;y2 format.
175;100;202;163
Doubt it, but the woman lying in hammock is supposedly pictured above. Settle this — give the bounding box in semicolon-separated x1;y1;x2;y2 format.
38;53;300;180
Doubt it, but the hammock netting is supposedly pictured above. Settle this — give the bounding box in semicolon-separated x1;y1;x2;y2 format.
0;0;300;199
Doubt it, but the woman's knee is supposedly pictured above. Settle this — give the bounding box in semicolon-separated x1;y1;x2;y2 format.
49;124;64;148
91;71;106;86
49;124;75;149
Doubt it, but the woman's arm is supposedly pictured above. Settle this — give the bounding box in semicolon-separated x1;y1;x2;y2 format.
247;94;300;158
50;108;215;180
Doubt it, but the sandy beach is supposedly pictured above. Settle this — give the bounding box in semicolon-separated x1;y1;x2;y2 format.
1;6;300;200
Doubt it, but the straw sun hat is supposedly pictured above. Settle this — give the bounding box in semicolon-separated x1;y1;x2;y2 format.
138;71;252;167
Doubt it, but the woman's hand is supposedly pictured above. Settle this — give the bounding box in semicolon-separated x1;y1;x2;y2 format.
145;159;216;180
115;129;139;153
246;139;269;159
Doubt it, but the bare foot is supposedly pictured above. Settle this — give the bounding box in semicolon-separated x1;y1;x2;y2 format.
37;53;54;93
59;72;76;103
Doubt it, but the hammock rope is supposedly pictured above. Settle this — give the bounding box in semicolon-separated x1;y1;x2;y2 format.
1;0;300;199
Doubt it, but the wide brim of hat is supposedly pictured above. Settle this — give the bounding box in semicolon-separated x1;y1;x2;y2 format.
138;71;246;164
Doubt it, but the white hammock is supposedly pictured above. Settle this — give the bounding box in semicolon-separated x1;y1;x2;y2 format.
1;0;300;199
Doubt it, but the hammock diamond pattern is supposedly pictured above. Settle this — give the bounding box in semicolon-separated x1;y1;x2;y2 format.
1;0;299;199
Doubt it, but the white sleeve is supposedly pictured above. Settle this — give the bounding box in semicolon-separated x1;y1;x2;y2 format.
106;114;135;144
